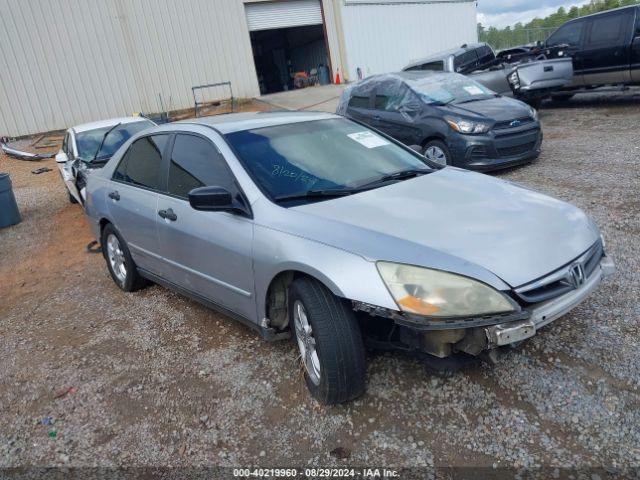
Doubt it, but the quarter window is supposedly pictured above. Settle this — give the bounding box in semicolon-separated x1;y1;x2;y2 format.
167;134;235;198
408;61;444;72
113;135;168;190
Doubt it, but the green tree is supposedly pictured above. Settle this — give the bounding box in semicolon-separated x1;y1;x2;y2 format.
479;0;640;49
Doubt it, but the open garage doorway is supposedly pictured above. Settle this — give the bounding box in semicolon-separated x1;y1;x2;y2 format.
245;0;331;95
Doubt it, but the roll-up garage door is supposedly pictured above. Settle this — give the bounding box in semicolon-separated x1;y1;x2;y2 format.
245;0;323;32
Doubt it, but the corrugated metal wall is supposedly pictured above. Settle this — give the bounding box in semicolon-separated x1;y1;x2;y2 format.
0;0;261;136
339;0;478;80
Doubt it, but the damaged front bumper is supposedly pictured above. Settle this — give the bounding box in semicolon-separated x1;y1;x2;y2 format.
356;255;615;358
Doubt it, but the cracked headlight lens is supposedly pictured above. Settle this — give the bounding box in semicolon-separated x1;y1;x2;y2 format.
377;262;518;317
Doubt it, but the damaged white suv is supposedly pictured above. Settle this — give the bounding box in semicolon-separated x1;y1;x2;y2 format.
56;117;154;205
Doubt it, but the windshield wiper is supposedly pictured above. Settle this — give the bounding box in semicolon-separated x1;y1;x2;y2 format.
92;122;121;162
274;188;360;203
357;168;430;189
454;97;490;104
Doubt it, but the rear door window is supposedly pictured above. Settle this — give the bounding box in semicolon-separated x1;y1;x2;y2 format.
348;95;371;109
585;11;633;48
167;134;236;198
113;134;168;190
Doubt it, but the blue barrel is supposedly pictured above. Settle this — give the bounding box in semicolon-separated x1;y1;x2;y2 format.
318;65;330;86
0;173;21;228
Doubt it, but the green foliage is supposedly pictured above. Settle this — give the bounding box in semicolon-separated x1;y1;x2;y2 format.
478;0;640;50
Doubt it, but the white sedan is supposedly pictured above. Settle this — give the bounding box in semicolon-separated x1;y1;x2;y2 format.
56;117;155;205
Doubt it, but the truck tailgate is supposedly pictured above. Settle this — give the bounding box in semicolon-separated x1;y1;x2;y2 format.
517;57;573;92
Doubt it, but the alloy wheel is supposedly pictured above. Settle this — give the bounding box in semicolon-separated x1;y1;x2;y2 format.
293;300;321;385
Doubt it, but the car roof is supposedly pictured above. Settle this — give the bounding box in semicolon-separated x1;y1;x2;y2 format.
404;42;489;70
564;4;637;22
177;111;340;134
72;116;152;134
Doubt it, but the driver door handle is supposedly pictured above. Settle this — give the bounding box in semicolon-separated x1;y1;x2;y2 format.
372;115;381;121
158;208;177;221
108;190;120;201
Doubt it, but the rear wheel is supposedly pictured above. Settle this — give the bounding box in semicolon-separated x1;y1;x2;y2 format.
551;93;574;102
423;140;451;167
288;277;366;405
101;223;147;292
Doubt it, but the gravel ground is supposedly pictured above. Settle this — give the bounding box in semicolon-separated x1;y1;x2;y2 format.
0;92;639;477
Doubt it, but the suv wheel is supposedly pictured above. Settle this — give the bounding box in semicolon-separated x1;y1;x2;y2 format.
423;140;451;166
101;223;147;292
288;277;366;405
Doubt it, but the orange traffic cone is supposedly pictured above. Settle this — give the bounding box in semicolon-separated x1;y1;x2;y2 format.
335;69;341;85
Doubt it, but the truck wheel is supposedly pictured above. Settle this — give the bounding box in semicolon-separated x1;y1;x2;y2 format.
525;98;542;109
551;94;574;102
288;277;366;405
423;140;451;166
101;223;147;292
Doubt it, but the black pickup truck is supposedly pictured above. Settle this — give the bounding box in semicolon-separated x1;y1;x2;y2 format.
515;5;640;99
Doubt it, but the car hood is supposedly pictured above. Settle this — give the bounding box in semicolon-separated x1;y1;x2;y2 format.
291;168;598;288
441;96;532;122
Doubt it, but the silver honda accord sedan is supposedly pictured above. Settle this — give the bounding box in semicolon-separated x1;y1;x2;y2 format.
84;111;615;405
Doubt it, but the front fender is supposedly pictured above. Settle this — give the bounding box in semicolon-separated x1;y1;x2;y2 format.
252;224;397;322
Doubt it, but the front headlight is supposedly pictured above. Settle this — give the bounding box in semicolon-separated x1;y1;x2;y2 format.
445;117;491;134
377;262;518;317
530;107;538;121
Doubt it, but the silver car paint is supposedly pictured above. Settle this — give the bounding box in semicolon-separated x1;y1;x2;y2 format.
85;112;601;327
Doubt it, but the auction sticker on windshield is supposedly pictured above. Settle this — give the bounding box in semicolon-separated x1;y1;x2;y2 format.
463;85;484;95
347;131;390;149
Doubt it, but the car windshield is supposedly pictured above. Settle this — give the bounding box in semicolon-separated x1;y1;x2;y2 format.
410;75;494;105
225;118;432;202
75;120;154;162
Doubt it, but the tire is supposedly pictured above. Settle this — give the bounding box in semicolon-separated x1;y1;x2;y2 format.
525;98;542;109
551;94;574;102
423;140;451;167
101;223;147;292
288;277;366;405
68;190;78;204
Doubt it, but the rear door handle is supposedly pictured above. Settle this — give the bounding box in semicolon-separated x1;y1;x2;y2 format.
108;190;120;201
158;208;177;221
372;115;381;121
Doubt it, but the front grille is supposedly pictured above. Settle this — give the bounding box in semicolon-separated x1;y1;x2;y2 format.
493;117;534;130
514;241;604;304
497;142;535;157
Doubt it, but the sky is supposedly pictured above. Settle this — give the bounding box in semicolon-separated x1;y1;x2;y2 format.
477;0;591;28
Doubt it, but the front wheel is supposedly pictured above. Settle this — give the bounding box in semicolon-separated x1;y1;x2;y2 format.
423;140;451;167
289;277;366;405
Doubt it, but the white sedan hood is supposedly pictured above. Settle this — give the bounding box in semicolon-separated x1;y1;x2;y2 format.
293;168;599;288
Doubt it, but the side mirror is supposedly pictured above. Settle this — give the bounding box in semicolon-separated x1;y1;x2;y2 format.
409;144;423;153
55;152;69;164
188;186;233;211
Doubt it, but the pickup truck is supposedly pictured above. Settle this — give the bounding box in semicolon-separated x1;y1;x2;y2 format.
519;5;640;100
403;42;574;107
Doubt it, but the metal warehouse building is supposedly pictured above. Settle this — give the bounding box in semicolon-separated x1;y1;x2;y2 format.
0;0;477;136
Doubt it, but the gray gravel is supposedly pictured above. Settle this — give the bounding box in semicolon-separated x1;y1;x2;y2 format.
0;91;639;474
